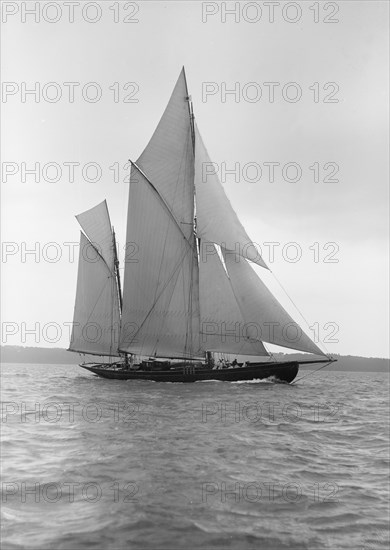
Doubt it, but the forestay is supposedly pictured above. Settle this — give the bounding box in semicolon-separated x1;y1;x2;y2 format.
199;241;269;356
194;123;268;269
222;248;325;355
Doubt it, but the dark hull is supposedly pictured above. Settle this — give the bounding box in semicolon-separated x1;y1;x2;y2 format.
80;361;300;383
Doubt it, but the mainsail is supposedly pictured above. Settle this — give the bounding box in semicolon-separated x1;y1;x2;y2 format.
119;68;200;358
118;167;201;358
69;201;120;356
71;68;325;361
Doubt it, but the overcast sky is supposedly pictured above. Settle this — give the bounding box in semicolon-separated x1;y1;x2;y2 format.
1;1;389;357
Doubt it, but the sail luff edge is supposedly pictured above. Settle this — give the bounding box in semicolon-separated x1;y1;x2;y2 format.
130;160;196;251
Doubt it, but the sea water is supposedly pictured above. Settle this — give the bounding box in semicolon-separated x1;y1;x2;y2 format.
1;363;389;549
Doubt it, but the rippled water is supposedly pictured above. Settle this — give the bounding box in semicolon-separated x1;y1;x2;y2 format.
1;363;389;550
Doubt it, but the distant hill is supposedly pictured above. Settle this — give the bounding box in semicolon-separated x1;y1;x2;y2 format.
272;352;389;372
0;346;389;372
0;346;110;365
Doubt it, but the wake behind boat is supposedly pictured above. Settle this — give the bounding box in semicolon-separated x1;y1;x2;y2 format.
68;68;335;383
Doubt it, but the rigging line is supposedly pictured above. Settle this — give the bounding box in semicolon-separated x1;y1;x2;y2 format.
126;158;198;357
70;347;116;358
70;262;116;355
262;341;276;361
112;228;123;314
119;244;192;350
150;178;179;318
268;269;331;357
183;131;196;350
186;234;199;358
149;128;194;333
84;276;113;326
150;257;186;359
78;230;114;276
219;246;270;357
130;161;196;251
182;67;195;153
109;263;119;358
291;361;334;384
172;123;193;222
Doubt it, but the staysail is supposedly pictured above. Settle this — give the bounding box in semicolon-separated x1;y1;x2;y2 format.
199;241;269;356
69;202;120;356
222;248;324;355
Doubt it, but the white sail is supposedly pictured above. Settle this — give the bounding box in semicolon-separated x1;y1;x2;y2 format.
199;241;269;356
69;68;328;369
136;68;194;239
119;68;200;358
76;200;115;268
69;232;120;356
222;248;325;355
119;167;201;358
194;123;268;269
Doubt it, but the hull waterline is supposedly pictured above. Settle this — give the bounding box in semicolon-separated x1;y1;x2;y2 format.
80;361;301;383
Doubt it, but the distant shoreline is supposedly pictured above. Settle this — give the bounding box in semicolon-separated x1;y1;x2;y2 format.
0;346;389;372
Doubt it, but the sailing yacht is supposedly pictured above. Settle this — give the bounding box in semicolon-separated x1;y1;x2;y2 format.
69;68;335;383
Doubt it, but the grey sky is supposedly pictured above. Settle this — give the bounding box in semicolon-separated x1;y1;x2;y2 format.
1;1;389;357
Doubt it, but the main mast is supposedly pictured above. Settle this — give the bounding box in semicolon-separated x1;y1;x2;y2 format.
183;68;198;360
112;227;123;313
